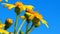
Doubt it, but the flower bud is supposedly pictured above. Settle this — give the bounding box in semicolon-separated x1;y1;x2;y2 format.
5;18;13;30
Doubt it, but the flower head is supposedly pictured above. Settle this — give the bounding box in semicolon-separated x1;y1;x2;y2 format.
32;12;43;27
33;12;43;20
15;2;26;10
15;2;23;7
5;18;13;30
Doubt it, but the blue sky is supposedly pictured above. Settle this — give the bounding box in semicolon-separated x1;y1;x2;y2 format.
0;0;60;34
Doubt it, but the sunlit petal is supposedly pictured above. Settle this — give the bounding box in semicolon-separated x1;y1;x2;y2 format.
41;19;49;28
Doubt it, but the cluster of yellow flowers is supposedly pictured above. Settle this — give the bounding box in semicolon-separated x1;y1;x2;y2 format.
0;0;49;34
0;18;13;34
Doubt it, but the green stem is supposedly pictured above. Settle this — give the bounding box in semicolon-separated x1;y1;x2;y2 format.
26;24;34;34
26;23;29;34
14;15;18;34
17;19;26;34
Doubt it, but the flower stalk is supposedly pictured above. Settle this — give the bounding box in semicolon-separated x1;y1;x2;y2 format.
14;15;18;34
26;24;34;34
17;19;26;34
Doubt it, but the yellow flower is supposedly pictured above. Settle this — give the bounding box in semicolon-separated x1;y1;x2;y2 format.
41;19;49;28
0;29;9;34
33;12;43;20
4;2;26;10
15;2;23;7
4;2;34;11
5;18;13;30
0;24;5;29
31;12;43;27
15;2;26;10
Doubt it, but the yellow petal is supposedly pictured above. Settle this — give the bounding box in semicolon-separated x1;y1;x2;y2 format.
19;6;26;10
41;19;49;28
34;12;43;20
20;16;26;20
0;29;9;34
15;2;23;6
29;14;34;20
25;12;32;16
0;24;5;29
4;4;15;10
8;6;15;10
24;5;34;10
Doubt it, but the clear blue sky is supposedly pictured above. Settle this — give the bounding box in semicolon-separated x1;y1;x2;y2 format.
0;0;60;34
